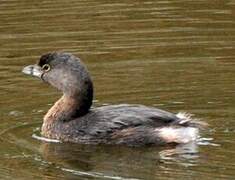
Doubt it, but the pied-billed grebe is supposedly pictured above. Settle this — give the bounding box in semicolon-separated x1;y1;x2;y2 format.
22;52;206;146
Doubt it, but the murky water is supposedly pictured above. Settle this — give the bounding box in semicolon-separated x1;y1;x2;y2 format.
0;0;235;179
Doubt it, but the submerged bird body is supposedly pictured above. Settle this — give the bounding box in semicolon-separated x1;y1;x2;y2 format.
42;103;200;146
22;52;205;146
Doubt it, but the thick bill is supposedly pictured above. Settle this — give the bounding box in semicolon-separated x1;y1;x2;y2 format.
22;64;43;78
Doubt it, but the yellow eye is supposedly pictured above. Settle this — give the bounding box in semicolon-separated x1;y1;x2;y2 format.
42;64;51;72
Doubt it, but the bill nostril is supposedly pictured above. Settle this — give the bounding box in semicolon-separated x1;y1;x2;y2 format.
30;66;34;74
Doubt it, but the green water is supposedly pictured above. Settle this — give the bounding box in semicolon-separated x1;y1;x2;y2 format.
0;0;235;179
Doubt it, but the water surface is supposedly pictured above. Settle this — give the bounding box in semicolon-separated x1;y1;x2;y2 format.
0;0;235;179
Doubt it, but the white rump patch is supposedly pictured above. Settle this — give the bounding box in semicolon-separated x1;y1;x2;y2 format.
156;127;199;144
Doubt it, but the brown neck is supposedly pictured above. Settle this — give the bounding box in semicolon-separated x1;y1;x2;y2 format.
43;77;93;123
43;95;77;123
42;95;81;138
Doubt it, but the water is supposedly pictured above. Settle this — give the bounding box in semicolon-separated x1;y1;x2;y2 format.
0;0;235;179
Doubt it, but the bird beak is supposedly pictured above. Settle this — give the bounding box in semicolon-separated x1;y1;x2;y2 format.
22;64;43;79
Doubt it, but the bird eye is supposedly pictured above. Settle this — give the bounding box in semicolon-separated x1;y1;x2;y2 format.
42;64;51;72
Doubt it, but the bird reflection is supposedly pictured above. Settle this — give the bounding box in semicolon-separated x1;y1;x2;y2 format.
39;139;200;177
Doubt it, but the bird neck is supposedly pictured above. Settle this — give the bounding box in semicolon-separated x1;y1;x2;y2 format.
43;80;93;123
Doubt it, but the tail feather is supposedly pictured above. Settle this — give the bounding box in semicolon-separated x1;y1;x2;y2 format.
176;112;208;129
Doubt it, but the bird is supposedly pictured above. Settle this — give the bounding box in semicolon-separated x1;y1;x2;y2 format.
22;52;206;146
